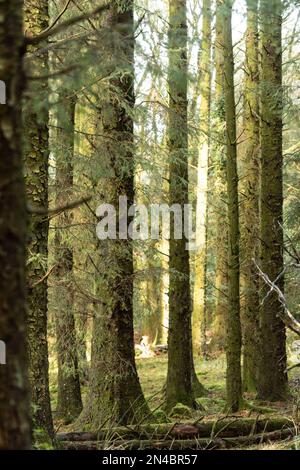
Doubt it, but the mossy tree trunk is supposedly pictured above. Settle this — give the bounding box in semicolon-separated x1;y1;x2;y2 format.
192;0;212;357
166;0;204;410
78;1;150;428
143;254;164;345
222;0;242;412
23;0;53;439
0;0;31;449
241;0;260;393
258;0;287;401
54;96;82;422
211;1;227;352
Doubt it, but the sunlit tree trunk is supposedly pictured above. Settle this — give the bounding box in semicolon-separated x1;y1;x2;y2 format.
192;0;212;357
211;0;227;352
54;96;82;422
0;0;31;450
222;0;242;412
24;0;53;439
241;0;260;393
258;0;287;401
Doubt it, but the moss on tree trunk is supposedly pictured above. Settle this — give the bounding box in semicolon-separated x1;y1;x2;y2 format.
210;1;227;352
192;0;212;358
24;0;53;439
166;0;204;410
221;0;242;412
258;0;287;401
240;0;260;393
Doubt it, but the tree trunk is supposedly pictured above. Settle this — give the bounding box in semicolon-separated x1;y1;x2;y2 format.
222;0;242;412
166;0;203;410
23;0;53;439
54;96;82;422
78;1;150;428
192;0;212;357
258;0;287;401
241;0;260;393
0;0;31;450
210;0;227;352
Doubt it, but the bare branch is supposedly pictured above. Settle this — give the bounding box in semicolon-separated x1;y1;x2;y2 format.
25;3;110;46
41;0;72;37
30;265;57;288
254;259;300;336
27;196;92;216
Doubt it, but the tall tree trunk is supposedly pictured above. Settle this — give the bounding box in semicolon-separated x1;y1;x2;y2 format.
258;0;287;401
192;0;212;357
241;0;260;393
23;0;53;439
0;0;31;449
54;96;82;422
166;0;204;410
211;0;227;352
222;0;242;412
78;1;150;428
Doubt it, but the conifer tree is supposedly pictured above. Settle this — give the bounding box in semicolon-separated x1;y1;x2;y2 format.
0;0;31;450
258;0;287;401
24;0;53;438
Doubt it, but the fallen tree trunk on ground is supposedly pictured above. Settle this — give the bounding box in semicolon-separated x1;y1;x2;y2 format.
60;427;296;450
57;416;296;442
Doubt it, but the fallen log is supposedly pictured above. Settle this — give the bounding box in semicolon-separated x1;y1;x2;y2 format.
60;427;296;450
57;416;296;442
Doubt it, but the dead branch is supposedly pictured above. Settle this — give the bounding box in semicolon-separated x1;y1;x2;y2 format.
27;196;92;216
30;265;56;288
254;259;300;336
25;3;110;46
60;428;296;450
57;417;295;442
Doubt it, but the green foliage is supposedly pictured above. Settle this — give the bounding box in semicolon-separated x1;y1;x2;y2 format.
153;409;170;423
32;428;54;450
169;403;193;418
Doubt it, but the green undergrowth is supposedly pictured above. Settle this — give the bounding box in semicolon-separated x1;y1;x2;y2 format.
47;353;300;449
136;354;227;417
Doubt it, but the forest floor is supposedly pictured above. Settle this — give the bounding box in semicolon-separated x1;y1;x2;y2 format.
50;352;300;450
137;354;300;450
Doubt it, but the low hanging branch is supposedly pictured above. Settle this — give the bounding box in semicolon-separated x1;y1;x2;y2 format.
254;259;300;336
25;3;111;46
27;195;92;216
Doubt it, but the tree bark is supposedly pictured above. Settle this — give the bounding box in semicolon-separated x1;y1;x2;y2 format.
23;0;53;439
241;0;261;393
166;0;203;410
258;0;287;401
210;0;227;352
222;0;242;412
192;0;212;357
0;0;31;450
